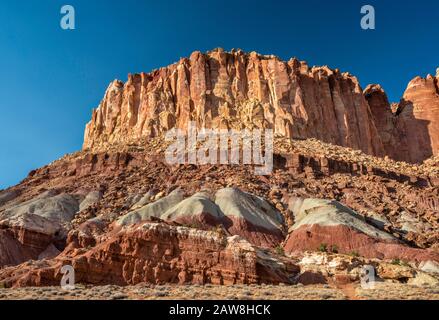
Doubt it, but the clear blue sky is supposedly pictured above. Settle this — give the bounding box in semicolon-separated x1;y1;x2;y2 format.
0;0;438;189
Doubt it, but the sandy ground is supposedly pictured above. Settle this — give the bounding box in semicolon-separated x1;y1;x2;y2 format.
0;283;438;300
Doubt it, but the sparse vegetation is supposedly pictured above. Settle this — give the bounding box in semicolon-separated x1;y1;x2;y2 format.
349;251;360;257
330;245;338;254
275;245;285;256
318;243;328;253
391;258;401;265
391;259;409;267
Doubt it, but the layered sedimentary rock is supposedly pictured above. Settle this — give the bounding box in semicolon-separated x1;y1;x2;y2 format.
117;187;285;248
83;49;439;163
1;136;438;288
363;84;398;158
394;73;439;163
364;73;439;163
284;198;439;263
83;49;385;157
0;222;298;288
0;190;103;267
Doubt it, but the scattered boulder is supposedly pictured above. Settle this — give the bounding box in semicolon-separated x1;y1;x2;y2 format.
418;260;439;274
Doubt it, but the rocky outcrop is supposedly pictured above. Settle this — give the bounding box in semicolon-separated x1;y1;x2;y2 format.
364;73;439;163
394;74;439;163
83;49;385;157
0;222;298;288
117;187;285;248
0;190;101;268
363;84;398;159
83;49;439;163
284;198;439;263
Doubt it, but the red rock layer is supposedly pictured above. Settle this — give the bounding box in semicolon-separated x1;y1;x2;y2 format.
365;74;439;163
0;222;297;288
395;75;439;163
0;230;39;267
284;225;439;263
0;226;58;268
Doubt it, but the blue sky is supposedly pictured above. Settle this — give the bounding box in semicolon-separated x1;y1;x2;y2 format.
0;0;438;189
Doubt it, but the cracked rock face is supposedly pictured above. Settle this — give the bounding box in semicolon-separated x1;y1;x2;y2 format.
83;49;439;163
0;222;297;288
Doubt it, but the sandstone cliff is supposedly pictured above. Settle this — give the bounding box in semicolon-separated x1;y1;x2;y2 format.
83;49;439;162
365;72;439;163
83;49;386;157
83;49;439;163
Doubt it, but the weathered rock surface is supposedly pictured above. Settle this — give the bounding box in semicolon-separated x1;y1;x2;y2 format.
395;74;439;163
2;54;439;295
83;49;386;158
0;139;438;293
83;49;439;163
0;192;84;267
365;74;439;163
284;198;439;263
0;222;298;288
117;188;285;248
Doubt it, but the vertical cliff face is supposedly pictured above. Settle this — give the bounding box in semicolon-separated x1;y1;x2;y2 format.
364;84;399;159
364;72;439;163
83;49;384;156
83;48;439;163
395;73;439;163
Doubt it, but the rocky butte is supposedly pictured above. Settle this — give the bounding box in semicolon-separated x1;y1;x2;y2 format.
84;48;439;164
0;49;438;299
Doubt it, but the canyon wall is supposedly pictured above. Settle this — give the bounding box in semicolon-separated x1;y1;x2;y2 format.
83;49;439;163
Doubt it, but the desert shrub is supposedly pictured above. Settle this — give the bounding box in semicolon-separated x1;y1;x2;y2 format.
349;250;360;257
318;243;328;253
391;258;401;265
275;245;285;256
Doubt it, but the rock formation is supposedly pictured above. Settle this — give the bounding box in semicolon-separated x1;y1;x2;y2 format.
365;73;439;163
83;49;439;163
283;198;439;263
117;187;285;248
1;49;439;297
83;49;385;158
0;222;297;288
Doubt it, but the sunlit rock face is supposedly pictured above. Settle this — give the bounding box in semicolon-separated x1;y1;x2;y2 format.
83;49;439;163
83;49;386;158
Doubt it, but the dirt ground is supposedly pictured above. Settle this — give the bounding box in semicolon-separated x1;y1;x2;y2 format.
0;283;438;300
